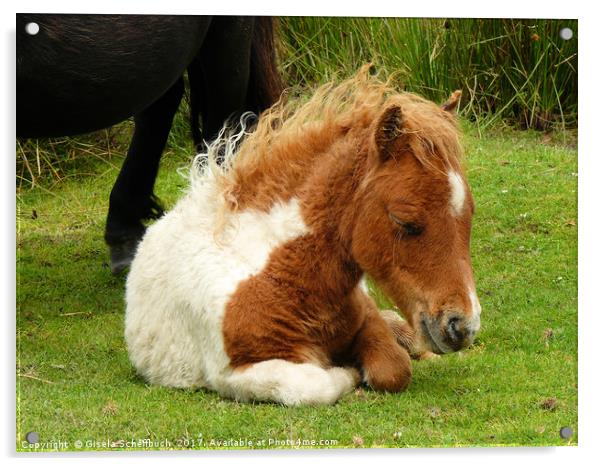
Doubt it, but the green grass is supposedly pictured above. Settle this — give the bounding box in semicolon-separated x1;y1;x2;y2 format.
16;18;578;189
279;18;577;131
16;120;577;450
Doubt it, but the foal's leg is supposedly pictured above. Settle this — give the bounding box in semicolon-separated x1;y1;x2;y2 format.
224;360;360;406
352;296;412;392
105;78;184;274
381;310;440;361
380;310;415;350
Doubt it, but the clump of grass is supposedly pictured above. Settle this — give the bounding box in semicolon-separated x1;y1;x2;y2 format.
17;18;577;189
278;18;577;131
16;125;130;190
16;95;195;190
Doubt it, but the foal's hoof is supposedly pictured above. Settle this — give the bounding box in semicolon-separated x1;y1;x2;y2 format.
108;238;140;275
381;310;415;351
416;351;441;361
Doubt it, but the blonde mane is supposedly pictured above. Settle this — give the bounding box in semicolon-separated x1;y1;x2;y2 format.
194;65;463;226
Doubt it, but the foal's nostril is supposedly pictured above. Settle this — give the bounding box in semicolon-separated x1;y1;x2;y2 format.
445;316;464;344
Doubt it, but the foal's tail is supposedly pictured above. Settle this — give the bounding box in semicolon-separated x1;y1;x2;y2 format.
188;17;284;151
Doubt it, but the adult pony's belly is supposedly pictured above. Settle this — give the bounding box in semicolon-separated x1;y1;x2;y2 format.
16;14;211;137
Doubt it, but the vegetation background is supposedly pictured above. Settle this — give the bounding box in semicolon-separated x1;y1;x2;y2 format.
16;17;577;450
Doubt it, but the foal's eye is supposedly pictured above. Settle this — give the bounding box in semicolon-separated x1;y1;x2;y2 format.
402;222;423;236
389;213;424;237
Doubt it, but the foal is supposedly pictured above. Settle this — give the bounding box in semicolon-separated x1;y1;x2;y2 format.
125;70;481;405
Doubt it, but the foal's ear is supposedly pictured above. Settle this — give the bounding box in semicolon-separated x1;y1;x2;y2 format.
441;90;462;113
374;105;405;161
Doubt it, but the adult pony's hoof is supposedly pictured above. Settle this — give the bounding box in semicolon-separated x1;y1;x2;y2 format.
109;238;140;275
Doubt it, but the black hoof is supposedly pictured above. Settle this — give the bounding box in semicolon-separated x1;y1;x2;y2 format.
109;238;140;275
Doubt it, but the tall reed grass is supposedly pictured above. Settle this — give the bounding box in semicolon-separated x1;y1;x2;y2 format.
278;18;577;131
17;18;577;188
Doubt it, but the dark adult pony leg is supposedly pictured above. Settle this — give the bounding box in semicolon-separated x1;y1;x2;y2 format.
190;16;254;144
188;17;284;147
105;77;184;274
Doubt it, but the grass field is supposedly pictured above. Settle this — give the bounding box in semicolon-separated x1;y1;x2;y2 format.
16;117;577;450
278;18;577;131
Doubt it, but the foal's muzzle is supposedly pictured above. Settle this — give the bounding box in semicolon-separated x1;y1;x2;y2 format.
420;311;480;354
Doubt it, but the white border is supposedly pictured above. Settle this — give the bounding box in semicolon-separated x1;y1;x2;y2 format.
9;0;580;18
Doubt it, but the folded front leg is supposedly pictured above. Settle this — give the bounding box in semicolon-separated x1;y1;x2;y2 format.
352;306;412;392
380;310;440;360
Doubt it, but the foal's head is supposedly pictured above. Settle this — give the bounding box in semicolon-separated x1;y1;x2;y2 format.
351;92;481;354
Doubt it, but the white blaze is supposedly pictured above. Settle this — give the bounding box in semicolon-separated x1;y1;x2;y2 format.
468;288;482;333
448;171;466;216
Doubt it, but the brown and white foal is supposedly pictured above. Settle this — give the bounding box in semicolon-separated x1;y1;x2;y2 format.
125;70;481;405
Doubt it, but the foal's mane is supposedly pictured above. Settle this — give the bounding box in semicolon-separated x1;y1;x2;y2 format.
195;65;463;223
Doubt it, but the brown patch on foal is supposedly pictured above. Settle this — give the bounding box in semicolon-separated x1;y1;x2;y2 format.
222;68;471;392
222;127;416;389
214;66;396;214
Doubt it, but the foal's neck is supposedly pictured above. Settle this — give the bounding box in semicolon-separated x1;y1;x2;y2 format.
293;136;368;299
